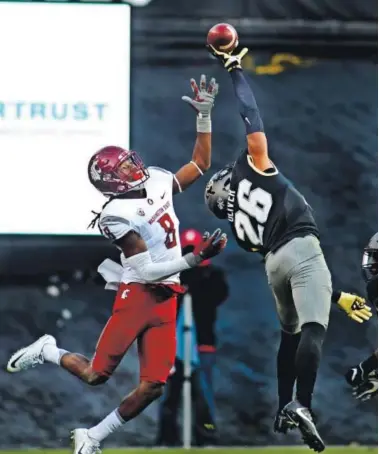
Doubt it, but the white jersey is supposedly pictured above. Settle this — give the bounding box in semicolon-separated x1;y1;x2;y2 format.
99;167;182;285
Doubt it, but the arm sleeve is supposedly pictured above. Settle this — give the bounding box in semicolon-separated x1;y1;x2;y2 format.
124;251;191;283
230;69;264;135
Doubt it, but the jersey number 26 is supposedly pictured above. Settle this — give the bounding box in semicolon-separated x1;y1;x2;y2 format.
234;180;273;247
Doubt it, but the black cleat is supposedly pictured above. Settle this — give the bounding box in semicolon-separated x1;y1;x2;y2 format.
283;400;325;452
274;408;296;434
353;370;378;402
345;364;366;388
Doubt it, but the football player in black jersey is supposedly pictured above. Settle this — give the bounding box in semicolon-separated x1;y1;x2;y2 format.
345;233;378;401
204;44;372;452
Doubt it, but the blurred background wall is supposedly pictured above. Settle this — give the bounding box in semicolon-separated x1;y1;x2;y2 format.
0;0;377;448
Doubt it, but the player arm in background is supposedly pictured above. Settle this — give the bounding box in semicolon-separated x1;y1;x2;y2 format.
208;46;271;171
100;215;227;283
331;289;372;323
173;75;219;194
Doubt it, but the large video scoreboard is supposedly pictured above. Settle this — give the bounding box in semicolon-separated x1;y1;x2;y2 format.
0;1;130;234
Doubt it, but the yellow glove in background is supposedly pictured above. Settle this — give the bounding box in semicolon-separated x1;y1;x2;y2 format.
337;292;372;323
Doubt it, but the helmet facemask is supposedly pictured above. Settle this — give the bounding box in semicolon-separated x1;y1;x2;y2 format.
362;233;378;283
362;248;378;282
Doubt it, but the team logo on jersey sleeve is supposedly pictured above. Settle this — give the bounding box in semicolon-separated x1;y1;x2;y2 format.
137;208;145;216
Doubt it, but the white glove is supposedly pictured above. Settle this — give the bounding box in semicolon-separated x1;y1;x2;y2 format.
182;74;219;133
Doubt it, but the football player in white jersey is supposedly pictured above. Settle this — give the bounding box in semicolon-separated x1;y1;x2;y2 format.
6;75;227;454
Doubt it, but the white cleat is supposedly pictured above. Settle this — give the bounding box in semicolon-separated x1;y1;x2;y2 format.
6;334;56;373
71;429;101;454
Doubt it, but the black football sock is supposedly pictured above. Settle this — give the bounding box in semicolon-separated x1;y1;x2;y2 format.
277;330;301;410
360;352;378;376
295;322;326;409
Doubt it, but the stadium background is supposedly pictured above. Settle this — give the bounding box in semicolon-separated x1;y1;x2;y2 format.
0;0;377;450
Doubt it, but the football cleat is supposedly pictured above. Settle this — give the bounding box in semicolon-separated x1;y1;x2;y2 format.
71;429;101;454
345;364;366;388
6;334;56;373
353;370;378;402
274;408;296;434
283;400;325;452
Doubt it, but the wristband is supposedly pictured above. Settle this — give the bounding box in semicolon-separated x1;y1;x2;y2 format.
183;252;202;267
197;114;211;133
332;290;342;304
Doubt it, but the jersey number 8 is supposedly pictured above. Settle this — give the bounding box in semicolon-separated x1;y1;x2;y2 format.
234;180;273;247
158;213;177;249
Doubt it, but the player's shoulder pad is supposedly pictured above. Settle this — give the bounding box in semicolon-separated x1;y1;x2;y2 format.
100;213;131;228
99;203;136;241
100;199;133;225
148;166;173;177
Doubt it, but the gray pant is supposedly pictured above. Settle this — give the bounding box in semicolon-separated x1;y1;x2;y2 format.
265;235;332;334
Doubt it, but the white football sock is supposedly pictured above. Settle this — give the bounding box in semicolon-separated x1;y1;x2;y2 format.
88;410;125;442
42;344;68;365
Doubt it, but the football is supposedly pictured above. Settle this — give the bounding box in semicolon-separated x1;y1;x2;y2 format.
207;23;239;53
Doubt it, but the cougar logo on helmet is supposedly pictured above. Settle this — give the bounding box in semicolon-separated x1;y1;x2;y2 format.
90;162;101;181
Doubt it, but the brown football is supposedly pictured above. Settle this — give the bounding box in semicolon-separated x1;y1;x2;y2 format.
207;23;239;53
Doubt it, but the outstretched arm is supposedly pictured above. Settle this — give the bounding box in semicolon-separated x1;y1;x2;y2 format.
208;46;271;171
173;133;211;193
99;215;227;283
117;230;227;283
173;75;219;193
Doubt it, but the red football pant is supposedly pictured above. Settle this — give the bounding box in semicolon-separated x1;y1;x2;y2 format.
91;282;180;383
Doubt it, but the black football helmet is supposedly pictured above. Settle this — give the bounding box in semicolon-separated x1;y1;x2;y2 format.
362;232;378;283
362;232;378;306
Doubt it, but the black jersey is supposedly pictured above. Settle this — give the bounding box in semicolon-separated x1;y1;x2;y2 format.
227;150;319;256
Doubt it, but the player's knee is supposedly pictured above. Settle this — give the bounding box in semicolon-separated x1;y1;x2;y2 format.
300;322;326;355
301;321;325;337
87;371;109;386
140;381;165;401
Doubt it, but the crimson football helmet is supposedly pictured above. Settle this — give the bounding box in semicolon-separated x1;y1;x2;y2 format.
88;146;149;196
180;228;211;266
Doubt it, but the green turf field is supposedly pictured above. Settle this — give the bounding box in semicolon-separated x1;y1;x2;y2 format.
1;447;376;454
